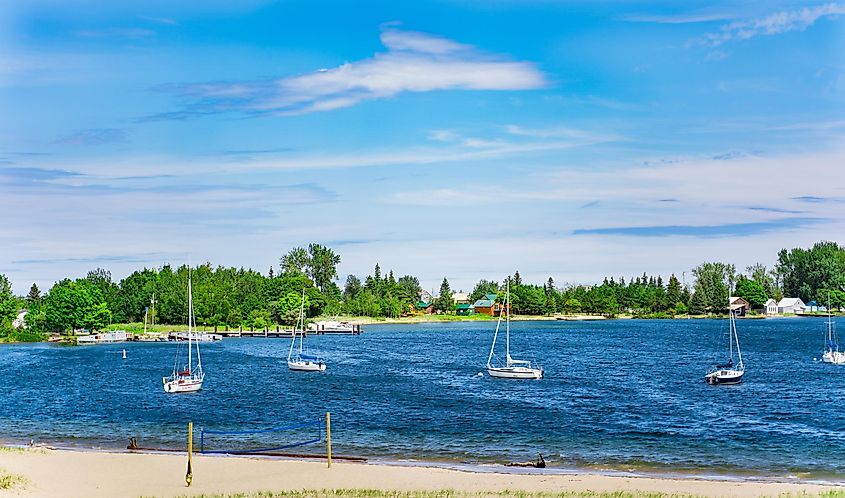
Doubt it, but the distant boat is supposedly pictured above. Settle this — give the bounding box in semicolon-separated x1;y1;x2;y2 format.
163;275;204;393
822;297;844;364
311;320;361;334
705;310;744;385
77;330;127;344
171;332;222;342
486;281;543;379
288;290;326;372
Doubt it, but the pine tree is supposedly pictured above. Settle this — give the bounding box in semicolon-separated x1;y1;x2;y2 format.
434;278;454;313
513;271;522;286
27;283;41;303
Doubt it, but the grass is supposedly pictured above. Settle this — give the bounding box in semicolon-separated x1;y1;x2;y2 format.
0;467;26;490
169;491;699;498
0;445;46;455
163;491;845;498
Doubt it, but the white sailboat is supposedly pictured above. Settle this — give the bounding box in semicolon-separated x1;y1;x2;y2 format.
288;290;326;372
163;276;204;393
705;310;744;385
822;297;844;364
486;281;543;379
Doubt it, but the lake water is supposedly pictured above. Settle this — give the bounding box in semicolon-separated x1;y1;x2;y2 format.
1;318;844;479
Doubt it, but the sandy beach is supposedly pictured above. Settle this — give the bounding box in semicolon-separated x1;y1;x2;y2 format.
0;448;842;498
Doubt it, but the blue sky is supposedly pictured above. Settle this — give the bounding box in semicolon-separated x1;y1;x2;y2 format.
1;0;844;294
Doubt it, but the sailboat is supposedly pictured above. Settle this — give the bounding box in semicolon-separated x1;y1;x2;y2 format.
704;310;744;385
163;275;204;392
288;290;326;372
822;297;844;364
486;281;543;379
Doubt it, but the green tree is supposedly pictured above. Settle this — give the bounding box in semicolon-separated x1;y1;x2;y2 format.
44;279;110;332
691;262;734;314
735;276;768;309
26;283;41;304
281;247;310;275
434;278;454;313
776;241;845;302
306;243;341;294
343;275;362;298
469;279;499;302
666;274;682;311
396;275;421;301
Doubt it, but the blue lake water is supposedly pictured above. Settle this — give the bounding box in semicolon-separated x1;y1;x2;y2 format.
1;318;844;479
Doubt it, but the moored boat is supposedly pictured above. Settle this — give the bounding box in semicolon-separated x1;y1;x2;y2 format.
705;310;744;385
163;275;205;393
486;280;543;380
288;290;326;372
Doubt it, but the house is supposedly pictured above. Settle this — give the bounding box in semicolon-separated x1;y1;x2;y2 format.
415;301;435;315
11;310;27;329
806;300;828;312
473;293;507;316
765;298;778;315
729;296;751;316
452;292;471;305
455;303;473;316
778;297;807;314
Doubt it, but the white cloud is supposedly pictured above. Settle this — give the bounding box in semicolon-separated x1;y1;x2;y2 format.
173;27;548;116
700;3;845;46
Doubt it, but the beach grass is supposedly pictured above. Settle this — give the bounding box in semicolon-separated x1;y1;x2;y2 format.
169;491;695;498
0;467;26;490
164;490;845;498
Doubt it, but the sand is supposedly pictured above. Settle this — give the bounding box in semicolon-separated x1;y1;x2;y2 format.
1;448;843;498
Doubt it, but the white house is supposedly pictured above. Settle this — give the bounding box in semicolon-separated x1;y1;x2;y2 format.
765;298;778;315
778;297;807;314
11;310;27;329
452;292;471;305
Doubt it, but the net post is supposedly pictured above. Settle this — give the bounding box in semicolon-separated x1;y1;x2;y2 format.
326;412;332;468
200;428;204;454
186;421;194;487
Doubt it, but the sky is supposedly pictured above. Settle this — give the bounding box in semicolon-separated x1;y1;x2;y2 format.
1;0;844;294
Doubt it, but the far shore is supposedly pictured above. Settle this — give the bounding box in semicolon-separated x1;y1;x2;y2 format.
0;447;842;498
0;312;830;345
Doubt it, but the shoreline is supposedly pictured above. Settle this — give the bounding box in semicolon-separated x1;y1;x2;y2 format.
6;440;845;487
0;447;842;498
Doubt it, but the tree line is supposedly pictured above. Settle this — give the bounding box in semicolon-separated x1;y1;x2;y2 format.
1;240;843;340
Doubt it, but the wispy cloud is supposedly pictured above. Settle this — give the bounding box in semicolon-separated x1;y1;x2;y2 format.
625;12;736;24
55;128;128;146
74;28;156;39
573;217;827;238
699;3;845;46
139;16;178;26
153;26;548;118
12;253;171;266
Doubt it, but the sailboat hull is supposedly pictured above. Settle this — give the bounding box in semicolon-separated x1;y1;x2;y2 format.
163;375;204;393
487;366;543;379
704;369;743;385
288;360;326;372
822;351;845;364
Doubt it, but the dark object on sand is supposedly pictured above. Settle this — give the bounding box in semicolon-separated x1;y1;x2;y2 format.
506;453;546;468
127;437;138;450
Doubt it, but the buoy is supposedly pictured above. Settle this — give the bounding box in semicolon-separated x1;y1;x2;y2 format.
122;349;127;359
477;372;484;377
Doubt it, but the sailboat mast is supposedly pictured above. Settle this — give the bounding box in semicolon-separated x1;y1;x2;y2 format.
488;300;504;367
734;314;743;368
299;289;306;354
187;275;192;374
505;279;511;366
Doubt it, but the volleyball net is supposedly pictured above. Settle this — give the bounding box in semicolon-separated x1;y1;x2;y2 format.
199;417;325;455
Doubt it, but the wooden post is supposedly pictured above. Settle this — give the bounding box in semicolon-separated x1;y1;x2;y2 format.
326;412;332;468
186;422;193;486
